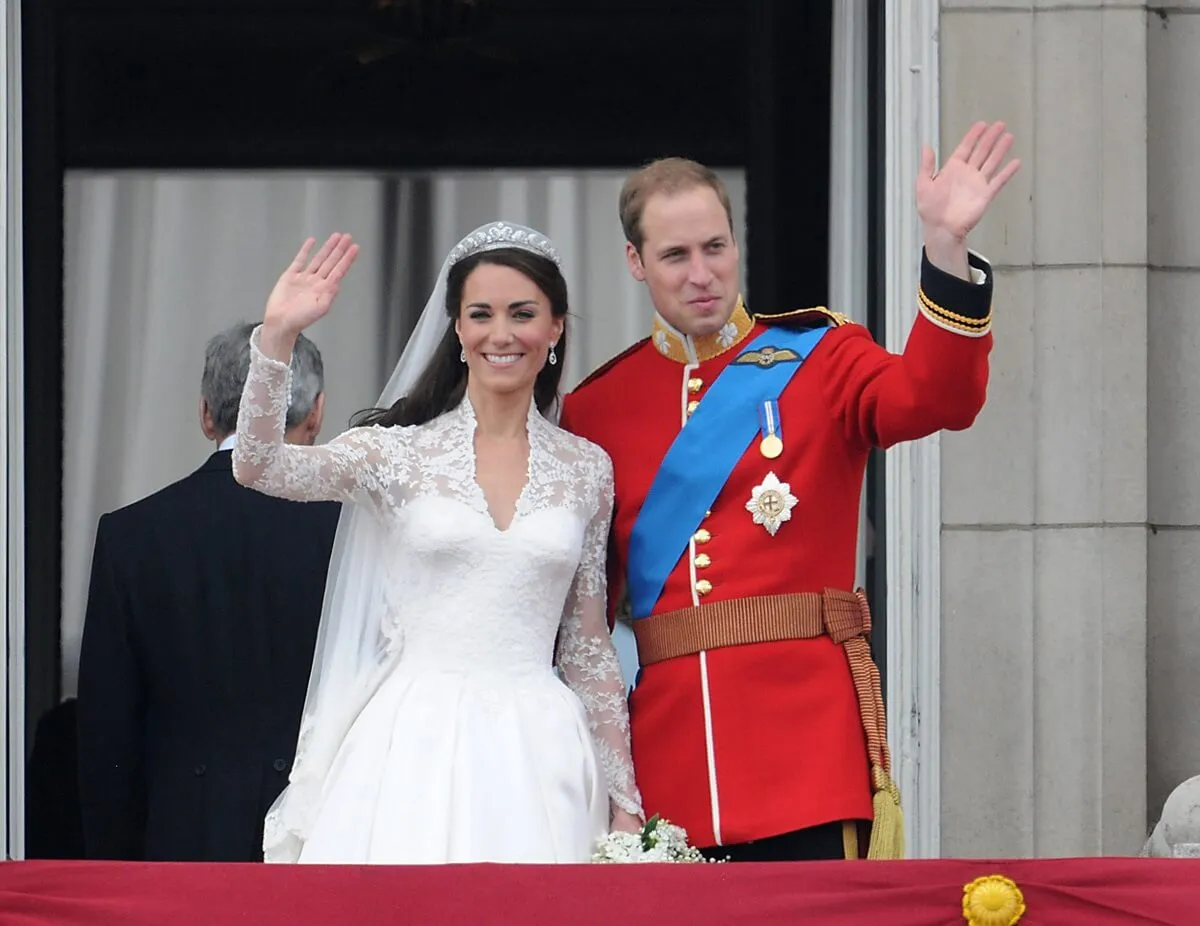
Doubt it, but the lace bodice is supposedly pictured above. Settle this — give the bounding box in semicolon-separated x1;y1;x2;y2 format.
233;328;642;819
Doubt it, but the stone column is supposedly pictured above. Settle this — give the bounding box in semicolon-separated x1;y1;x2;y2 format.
937;0;1149;857
1147;1;1200;827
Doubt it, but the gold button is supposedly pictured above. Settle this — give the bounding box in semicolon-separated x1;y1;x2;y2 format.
696;579;713;596
687;377;703;394
686;400;699;415
694;553;711;569
693;528;711;544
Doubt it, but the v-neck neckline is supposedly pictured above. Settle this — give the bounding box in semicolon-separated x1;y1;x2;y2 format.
458;396;539;533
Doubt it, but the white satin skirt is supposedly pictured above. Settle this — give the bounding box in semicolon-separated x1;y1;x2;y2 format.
286;665;608;865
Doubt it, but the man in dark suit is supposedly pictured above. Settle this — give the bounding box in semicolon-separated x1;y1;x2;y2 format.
76;321;341;862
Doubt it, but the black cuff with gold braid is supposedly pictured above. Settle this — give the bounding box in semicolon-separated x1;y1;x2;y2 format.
917;249;993;338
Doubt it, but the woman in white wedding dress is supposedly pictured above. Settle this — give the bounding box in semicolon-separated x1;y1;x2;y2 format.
232;222;644;864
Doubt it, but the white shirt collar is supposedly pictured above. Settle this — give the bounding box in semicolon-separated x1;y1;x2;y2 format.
218;434;237;452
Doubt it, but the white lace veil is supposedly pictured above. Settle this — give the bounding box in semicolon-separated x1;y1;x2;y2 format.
263;221;563;862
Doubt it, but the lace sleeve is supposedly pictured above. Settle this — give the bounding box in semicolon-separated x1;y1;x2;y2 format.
555;450;644;821
231;325;399;506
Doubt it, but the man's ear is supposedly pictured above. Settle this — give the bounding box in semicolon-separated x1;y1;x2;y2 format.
625;242;646;282
288;392;326;446
199;398;221;442
307;392;326;442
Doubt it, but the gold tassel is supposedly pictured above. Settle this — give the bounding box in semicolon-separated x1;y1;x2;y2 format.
866;764;905;860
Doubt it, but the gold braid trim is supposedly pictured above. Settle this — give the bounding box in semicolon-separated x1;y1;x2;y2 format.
917;286;992;337
754;305;853;328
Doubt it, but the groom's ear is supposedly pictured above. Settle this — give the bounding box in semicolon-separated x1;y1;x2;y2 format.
625;241;646;282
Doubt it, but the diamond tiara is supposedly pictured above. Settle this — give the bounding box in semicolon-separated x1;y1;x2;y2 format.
447;221;561;268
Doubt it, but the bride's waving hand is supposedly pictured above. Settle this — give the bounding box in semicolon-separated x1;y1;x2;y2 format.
260;233;359;358
232;234;400;509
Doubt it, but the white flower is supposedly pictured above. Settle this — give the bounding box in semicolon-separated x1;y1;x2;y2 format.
653;330;671;355
717;322;738;348
592;815;719;864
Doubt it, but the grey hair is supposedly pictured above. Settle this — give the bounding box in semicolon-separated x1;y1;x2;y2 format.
201;322;324;435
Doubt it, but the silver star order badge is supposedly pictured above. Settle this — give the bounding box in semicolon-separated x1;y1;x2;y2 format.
746;471;797;536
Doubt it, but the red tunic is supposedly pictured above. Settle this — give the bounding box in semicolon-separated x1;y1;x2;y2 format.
559;251;994;849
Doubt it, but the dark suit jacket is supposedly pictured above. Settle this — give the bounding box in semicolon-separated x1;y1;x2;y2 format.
76;449;340;862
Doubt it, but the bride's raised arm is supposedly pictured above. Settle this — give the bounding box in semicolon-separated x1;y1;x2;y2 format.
555;449;644;828
232;233;399;506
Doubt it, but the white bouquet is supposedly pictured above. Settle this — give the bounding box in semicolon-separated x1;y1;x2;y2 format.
592;814;717;863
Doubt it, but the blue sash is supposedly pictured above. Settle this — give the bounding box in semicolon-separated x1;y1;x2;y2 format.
626;325;828;619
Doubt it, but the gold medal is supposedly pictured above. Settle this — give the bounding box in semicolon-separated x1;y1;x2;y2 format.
758;399;784;459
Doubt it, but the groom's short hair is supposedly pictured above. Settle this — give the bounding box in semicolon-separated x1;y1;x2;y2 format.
618;157;735;254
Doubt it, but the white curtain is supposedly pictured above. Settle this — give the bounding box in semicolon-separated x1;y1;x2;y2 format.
60;168;746;695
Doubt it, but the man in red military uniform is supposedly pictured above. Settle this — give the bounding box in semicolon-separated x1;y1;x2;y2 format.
559;121;1020;862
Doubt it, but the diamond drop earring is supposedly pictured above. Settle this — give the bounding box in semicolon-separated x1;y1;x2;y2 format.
548;344;558;366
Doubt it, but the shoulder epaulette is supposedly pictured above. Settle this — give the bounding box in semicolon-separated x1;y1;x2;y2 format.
753;306;856;329
570;337;649;392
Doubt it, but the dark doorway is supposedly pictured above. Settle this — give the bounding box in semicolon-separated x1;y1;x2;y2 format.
22;0;870;821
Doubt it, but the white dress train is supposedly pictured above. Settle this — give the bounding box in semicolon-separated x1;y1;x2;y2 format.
233;328;642;864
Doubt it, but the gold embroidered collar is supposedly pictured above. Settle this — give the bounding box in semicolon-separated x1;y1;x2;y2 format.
650;297;755;365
